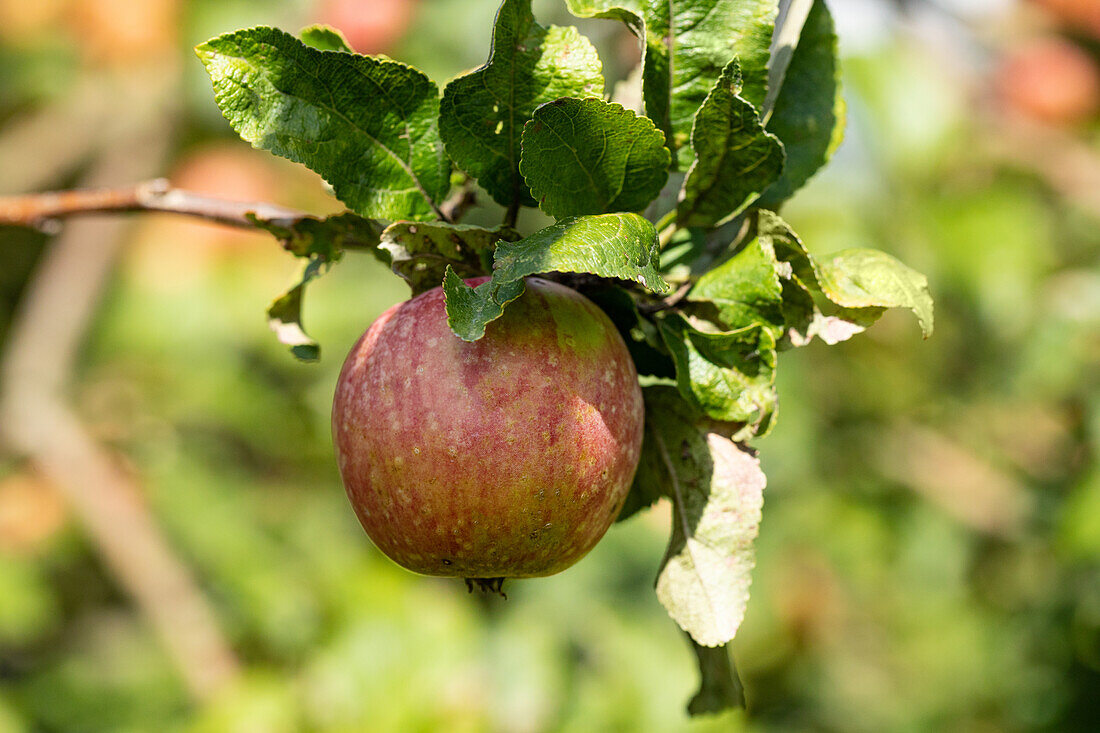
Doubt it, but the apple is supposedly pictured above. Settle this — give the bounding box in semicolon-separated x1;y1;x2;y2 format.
331;277;645;581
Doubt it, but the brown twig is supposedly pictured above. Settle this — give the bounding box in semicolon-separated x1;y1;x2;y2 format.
638;281;692;314
440;183;478;223
502;197;521;229
0;178;307;231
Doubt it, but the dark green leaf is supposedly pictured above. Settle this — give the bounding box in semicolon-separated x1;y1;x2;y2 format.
439;0;604;208
658;313;776;432
687;637;746;715
444;212;669;341
759;0;845;207
267;256;328;362
196;27;450;221
582;287;676;383
622;387;680;522
248;212;383;261
565;0;779;169
688;234;785;335
379;221;505;295
636;386;767;645
678;61;785;229
761;0;813;116
520;97;670;218
443;269;526;341
298;24;353;52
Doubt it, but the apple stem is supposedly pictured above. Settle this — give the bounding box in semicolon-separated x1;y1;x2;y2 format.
0;178;308;231
465;577;508;598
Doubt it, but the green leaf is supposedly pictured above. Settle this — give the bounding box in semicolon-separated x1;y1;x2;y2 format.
759;0;845;207
196;26;450;221
658;313;776;432
816;248;935;337
520;97;670;218
761;0;813;116
688;234;785;335
268;256;329;362
756;210;934;340
298;24;353;52
678;61;786;229
638;386;767;646
443;269;527;340
583;287;676;384
620;386;682;522
687;637;746;715
444;212;669;341
565;0;779;169
439;0;604;209
247;212;382;359
379;221;505;295
248;212;383;261
755;208;820;288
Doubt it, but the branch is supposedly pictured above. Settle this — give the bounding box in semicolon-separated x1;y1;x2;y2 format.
0;179;307;231
638;281;692;314
440;183;478;223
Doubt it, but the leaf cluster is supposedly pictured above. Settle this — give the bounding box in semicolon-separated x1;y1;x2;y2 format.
197;0;933;716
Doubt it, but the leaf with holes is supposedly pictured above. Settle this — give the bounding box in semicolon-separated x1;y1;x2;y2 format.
268;256;329;362
248;212;383;261
379;221;506;295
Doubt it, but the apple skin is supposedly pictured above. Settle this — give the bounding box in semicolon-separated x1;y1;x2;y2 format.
332;277;645;579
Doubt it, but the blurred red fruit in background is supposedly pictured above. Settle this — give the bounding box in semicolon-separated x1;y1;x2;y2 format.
996;37;1100;125
1035;0;1100;39
313;0;419;54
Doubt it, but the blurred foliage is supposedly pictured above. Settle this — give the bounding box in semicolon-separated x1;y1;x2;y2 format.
1;0;1099;731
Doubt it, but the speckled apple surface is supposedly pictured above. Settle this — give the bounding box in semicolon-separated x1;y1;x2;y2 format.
332;277;644;579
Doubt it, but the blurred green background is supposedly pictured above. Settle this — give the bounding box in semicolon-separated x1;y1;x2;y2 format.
1;0;1098;731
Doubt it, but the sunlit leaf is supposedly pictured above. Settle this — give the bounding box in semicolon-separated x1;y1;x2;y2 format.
197;27;450;221
565;0;779;168
637;386;767;646
520;97;669;218
658;313;777;431
298;24;353;52
444;213;668;341
678;61;785;228
440;0;604;208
